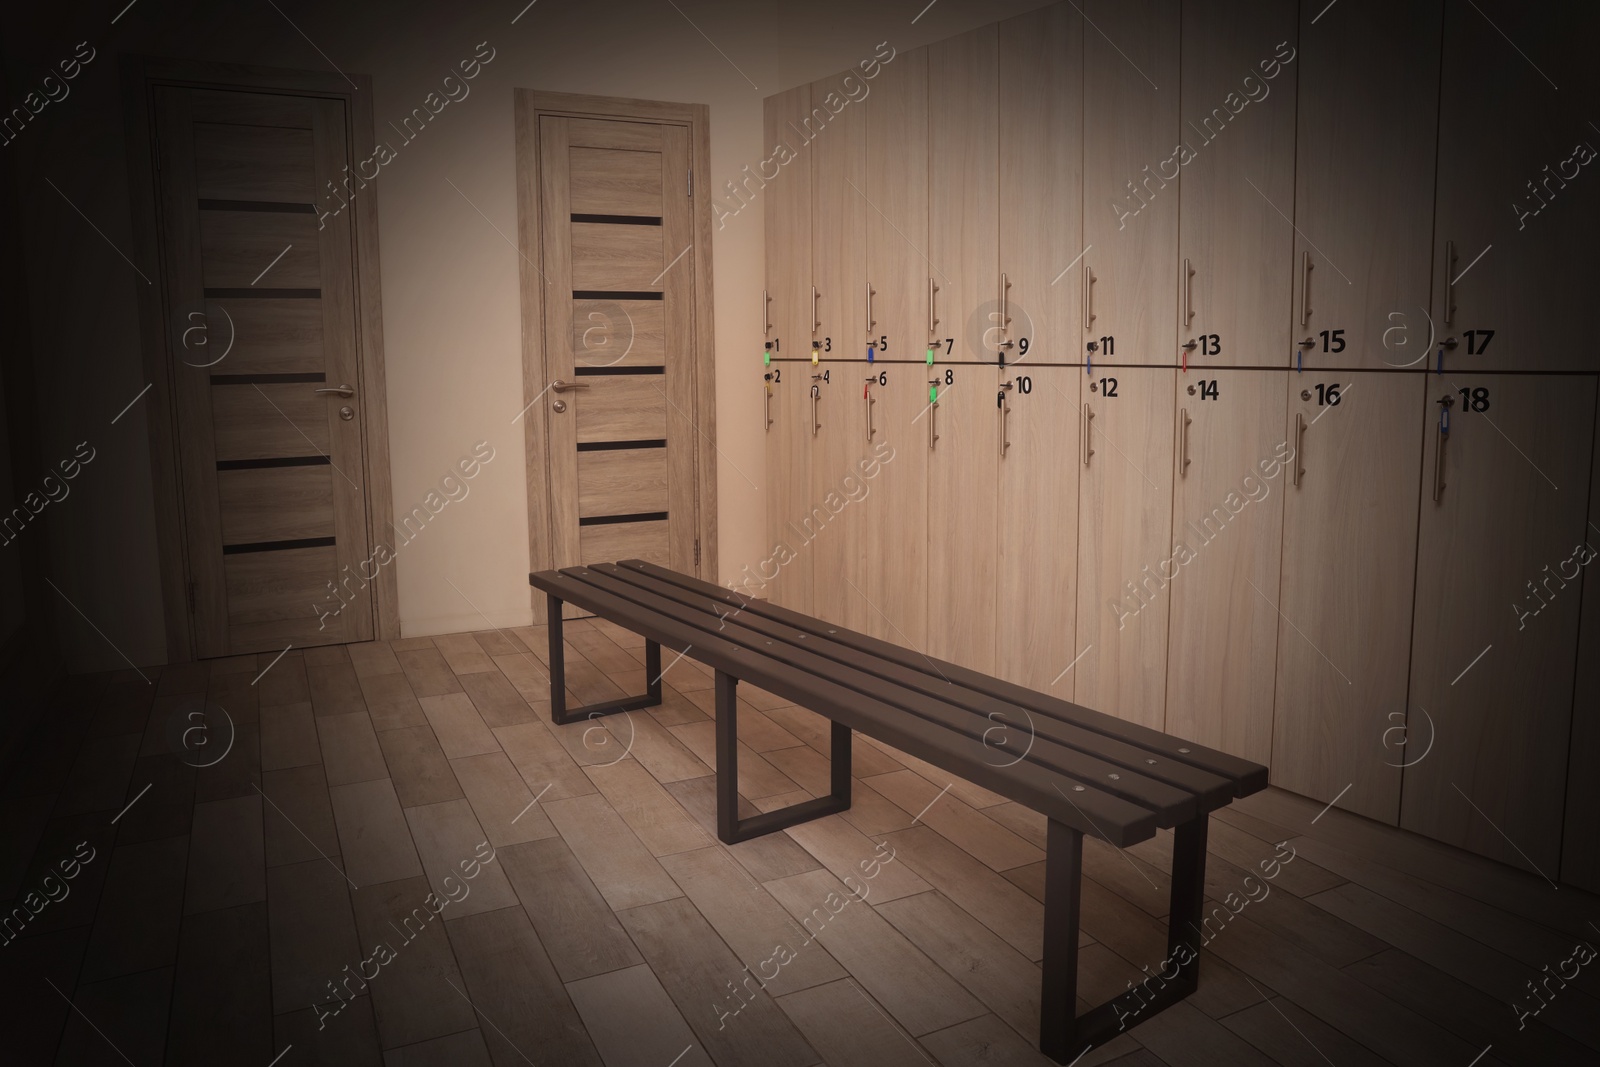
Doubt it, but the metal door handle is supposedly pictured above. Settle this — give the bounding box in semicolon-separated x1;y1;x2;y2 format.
928;277;939;335
1001;272;1009;337
999;396;1010;456
1300;251;1313;327
1083;266;1095;331
764;384;773;430
1183;258;1194;327
1179;408;1191;476
928;381;940;451
1083;403;1094;466
1434;395;1454;502
866;282;876;337
551;379;590;393
314;384;355;398
1293;412;1306;487
811;383;821;436
865;379;876;442
763;289;772;336
1443;240;1457;326
812;285;821;334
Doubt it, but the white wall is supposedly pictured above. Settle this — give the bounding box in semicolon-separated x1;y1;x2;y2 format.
5;0;1049;669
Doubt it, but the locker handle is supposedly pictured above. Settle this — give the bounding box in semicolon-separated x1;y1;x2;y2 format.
865;378;876;442
1000;399;1010;456
1299;252;1313;327
764;381;773;430
812;285;821;334
1001;272;1010;338
1179;408;1191;476
763;289;772;336
1433;395;1454;502
1293;412;1306;487
1082;266;1095;331
1082;403;1095;466
811;383;821;436
1183;258;1195;328
928;277;939;335
1443;240;1457;326
866;281;876;337
928;380;940;451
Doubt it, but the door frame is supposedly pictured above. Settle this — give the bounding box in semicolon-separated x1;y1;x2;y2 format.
514;89;719;598
121;56;399;660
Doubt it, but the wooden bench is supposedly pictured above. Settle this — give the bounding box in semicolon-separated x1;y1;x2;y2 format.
529;560;1268;1061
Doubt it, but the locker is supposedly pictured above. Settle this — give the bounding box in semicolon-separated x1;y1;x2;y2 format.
1433;4;1600;372
927;25;1000;672
1178;0;1297;368
1074;366;1175;728
1271;372;1423;822
997;365;1080;696
762;87;813;613
1081;0;1180;367
998;2;1082;366
927;364;1000;672
1402;374;1596;875
858;48;930;649
1294;0;1441;370
1563;420;1600;892
808;68;870;630
1165;370;1288;765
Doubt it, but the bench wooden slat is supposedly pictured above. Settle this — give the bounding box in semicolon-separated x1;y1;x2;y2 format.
590;562;1236;812
620;560;1267;795
568;565;1202;824
531;568;1160;844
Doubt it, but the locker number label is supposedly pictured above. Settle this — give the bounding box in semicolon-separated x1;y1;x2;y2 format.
1313;382;1341;406
1092;377;1119;397
1458;386;1491;412
1190;379;1220;400
1463;330;1494;355
1318;329;1346;353
1198;334;1222;356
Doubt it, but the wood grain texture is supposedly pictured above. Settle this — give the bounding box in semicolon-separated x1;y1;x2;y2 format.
1271;372;1423;822
569;146;664;216
192;122;316;203
217;464;335;545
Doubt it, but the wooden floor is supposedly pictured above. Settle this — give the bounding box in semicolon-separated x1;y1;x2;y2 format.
3;620;1597;1066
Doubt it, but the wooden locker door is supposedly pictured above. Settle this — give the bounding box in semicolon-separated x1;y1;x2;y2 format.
1074;367;1175;728
999;2;1082;365
808;70;870;631
1403;374;1596;874
1179;1;1297;369
1563;419;1600;891
859;48;929;649
763;87;813;613
927;25;1000;672
1165;370;1288;765
928;365;1000;672
997;366;1080;696
1295;0;1441;370
1434;4;1600;372
1271;371;1423;822
1081;0;1180;367
155;88;374;655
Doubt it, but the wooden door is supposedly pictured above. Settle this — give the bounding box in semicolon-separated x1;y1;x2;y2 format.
1295;0;1441;370
859;48;929;649
808;69;870;630
1271;371;1423;822
1403;374;1596;874
1564;421;1600;892
1074;367;1175;727
999;2;1082;365
155;87;373;656
1433;4;1600;372
1179;1;1297;368
997;366;1080;696
540;117;698;577
1081;0;1180;367
1165;370;1287;764
763;87;814;613
927;25;1000;672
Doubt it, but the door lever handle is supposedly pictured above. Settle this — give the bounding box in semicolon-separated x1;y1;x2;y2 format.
550;379;591;393
314;384;355;398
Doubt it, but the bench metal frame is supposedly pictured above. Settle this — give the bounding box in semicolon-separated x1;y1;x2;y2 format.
537;565;1251;1064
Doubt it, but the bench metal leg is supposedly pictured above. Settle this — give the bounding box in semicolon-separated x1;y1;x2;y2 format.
545;594;662;726
714;669;851;844
1039;815;1208;1062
